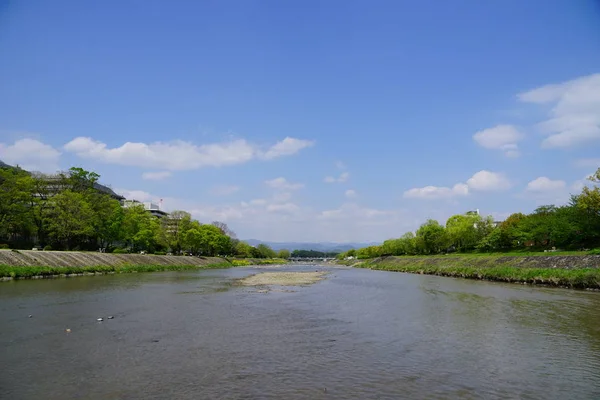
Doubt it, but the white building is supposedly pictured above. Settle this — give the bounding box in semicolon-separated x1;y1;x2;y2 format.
121;199;169;218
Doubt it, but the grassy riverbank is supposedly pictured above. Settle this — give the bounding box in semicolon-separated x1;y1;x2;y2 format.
0;250;290;280
0;262;234;280
348;255;600;289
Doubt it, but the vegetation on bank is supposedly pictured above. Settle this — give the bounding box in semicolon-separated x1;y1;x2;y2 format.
338;168;600;260
0;256;291;280
0;262;234;280
0;165;289;259
348;255;600;289
290;249;339;258
230;258;288;266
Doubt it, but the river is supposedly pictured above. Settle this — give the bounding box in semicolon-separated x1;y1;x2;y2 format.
1;265;600;399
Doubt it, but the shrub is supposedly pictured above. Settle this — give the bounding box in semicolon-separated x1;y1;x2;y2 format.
113;248;128;254
43;245;52;251
0;244;9;249
588;248;600;255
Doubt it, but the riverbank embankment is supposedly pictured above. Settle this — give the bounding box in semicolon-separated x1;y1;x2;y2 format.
0;250;288;280
343;255;600;289
0;250;229;280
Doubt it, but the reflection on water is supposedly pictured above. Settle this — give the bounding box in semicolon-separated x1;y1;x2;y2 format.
1;266;600;400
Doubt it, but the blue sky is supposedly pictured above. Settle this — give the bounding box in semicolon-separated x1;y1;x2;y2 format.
1;0;599;242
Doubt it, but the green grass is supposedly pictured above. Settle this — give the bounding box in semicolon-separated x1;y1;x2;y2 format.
0;262;233;280
429;250;592;257
356;261;600;289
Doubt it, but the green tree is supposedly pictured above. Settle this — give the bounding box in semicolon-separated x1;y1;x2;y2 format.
235;241;253;257
446;213;482;252
381;238;404;256
61;167;100;193
572;168;600;247
0;167;35;244
277;249;291;259
90;193;124;249
211;221;237;239
255;243;276;258
122;205;160;252
196;224;232;256
158;210;192;253
45;190;95;250
416;219;447;254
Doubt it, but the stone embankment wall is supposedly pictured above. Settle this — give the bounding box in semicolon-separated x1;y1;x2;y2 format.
0;250;223;267
353;255;600;269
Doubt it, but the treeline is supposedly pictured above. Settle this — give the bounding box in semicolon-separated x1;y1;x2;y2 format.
290;249;339;258
339;168;600;259
0;165;282;258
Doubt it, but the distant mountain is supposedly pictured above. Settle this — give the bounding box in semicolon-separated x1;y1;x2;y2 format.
243;239;379;252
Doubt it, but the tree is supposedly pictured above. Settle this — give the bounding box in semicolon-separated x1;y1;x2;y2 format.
497;212;527;249
356;245;383;258
572;168;600;247
235;241;253;258
122;205;160;252
196;224;232;256
277;249;291;259
255;243;276;258
158;210;192;253
577;168;600;215
183;227;203;255
382;238;404;256
446;213;481;252
90;193;124;249
45;190;95;250
416;219;447;254
62;167;100;193
211;221;237;239
0;167;35;244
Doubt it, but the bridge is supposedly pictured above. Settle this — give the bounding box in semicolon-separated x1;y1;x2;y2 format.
288;257;336;263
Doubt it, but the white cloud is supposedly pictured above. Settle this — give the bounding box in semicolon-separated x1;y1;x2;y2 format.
142;171;172;181
64;135;313;171
116;189;154;202
526;177;566;192
241;199;267;207
404;170;510;200
209;185;240;196
571;171;598;192
264;177;304;190
273;191;292;202
0;138;61;173
518;73;600;148
115;185;416;242
473;125;523;157
345;189;357;198
404;183;469;199
466;170;511;191
260;137;314;160
490;211;512;222
266;203;300;213
335;161;346;170
324;172;349;183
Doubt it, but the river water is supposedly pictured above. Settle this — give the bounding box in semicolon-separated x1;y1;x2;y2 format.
1;265;600;399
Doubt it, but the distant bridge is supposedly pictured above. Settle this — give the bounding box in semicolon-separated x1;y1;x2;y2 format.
288;257;336;263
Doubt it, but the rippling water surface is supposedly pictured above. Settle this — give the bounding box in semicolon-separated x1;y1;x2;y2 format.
2;265;600;399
